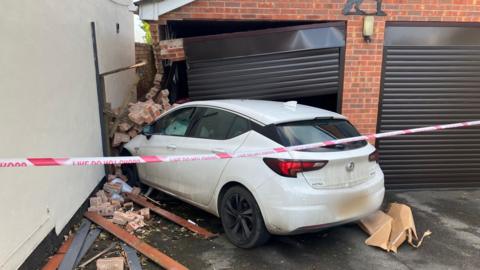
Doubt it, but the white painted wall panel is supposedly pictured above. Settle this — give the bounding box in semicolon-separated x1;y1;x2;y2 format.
0;1;135;269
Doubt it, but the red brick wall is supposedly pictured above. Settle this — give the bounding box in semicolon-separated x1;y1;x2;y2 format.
149;0;480;135
159;39;186;61
135;43;157;99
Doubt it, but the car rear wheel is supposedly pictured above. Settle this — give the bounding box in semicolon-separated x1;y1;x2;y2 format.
220;186;270;248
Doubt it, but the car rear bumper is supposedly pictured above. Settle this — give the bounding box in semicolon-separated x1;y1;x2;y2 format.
255;167;385;235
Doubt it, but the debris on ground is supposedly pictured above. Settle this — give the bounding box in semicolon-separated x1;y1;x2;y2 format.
45;167;214;270
87;173;149;233
126;193;218;239
84;211;188;270
359;203;432;252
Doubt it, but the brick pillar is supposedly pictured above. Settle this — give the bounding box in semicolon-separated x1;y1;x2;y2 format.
341;17;385;136
148;21;163;73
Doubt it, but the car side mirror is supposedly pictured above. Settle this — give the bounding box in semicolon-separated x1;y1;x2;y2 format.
141;125;154;140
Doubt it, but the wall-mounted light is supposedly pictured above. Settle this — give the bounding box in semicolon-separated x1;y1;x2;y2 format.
363;15;375;43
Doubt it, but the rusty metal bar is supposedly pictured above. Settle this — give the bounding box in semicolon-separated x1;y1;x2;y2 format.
84;211;188;270
126;193;218;239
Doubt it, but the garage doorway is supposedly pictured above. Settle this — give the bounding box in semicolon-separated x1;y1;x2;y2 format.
166;21;346;113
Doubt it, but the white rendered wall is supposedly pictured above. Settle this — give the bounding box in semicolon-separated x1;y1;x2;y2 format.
0;0;135;268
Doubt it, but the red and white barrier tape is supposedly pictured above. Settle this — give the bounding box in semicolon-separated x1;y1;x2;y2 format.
1;120;479;168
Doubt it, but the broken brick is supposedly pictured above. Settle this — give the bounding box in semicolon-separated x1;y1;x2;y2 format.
118;122;132;132
111;200;122;210
112;132;130;147
154;74;163;85
141;111;154;124
128;112;144;125
97;190;109;203
127;129;138;138
90;197;102;207
161;89;169;97
99;205;115;217
96;257;124;270
88;206;99;213
104;183;122;194
139;208;150;220
113;211;136;223
126;221;142;232
130;187;141;195
112;216;127;226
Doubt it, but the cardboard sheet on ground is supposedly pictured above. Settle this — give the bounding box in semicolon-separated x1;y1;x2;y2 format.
359;203;432;252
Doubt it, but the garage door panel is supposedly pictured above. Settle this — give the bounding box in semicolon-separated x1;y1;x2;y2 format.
379;26;480;188
189;66;338;84
386;60;480;66
190;84;338;100
187;48;341;100
190;71;339;91
184;23;345;101
190;50;340;69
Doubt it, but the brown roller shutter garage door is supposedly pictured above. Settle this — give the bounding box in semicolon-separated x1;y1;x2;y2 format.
378;23;480;189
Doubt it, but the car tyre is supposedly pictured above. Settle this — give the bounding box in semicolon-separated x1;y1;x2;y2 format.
220;186;270;248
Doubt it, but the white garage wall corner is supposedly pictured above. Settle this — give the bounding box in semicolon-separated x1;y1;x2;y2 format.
0;0;135;269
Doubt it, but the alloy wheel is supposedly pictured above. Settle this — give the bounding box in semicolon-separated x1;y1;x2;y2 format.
223;193;255;241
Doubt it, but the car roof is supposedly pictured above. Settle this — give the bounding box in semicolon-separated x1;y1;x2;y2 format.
174;99;346;125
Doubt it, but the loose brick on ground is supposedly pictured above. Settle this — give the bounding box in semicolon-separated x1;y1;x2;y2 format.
96;257;124;270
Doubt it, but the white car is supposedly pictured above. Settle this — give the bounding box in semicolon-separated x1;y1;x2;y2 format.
121;100;385;248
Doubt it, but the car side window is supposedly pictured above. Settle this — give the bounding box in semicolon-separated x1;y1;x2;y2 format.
153;107;195;136
190;108;250;140
227;116;250;139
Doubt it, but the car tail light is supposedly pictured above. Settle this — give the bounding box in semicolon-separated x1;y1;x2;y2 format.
263;158;328;178
369;150;379;162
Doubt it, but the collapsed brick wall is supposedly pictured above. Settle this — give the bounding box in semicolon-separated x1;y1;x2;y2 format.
135;42;157;99
147;0;480;136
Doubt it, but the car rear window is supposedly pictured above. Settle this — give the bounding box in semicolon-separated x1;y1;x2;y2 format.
276;118;367;151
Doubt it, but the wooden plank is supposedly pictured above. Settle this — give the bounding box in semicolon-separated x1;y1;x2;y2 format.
84;211;188;270
100;60;147;76
121;242;143;270
58;219;91;270
40;235;74;270
73;228;101;267
126;193;217;239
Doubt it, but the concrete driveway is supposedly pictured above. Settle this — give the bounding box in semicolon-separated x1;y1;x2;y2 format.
82;189;480;270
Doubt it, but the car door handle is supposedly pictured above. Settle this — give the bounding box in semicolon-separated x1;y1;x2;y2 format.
167;144;177;150
212;148;226;154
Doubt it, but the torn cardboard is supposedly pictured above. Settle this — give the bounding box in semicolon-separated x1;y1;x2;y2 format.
359;203;432;252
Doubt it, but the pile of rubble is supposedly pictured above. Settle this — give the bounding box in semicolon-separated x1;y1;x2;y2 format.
111;84;173;148
87;174;150;233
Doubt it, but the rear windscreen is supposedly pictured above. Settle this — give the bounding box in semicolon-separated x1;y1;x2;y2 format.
276;119;367;151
